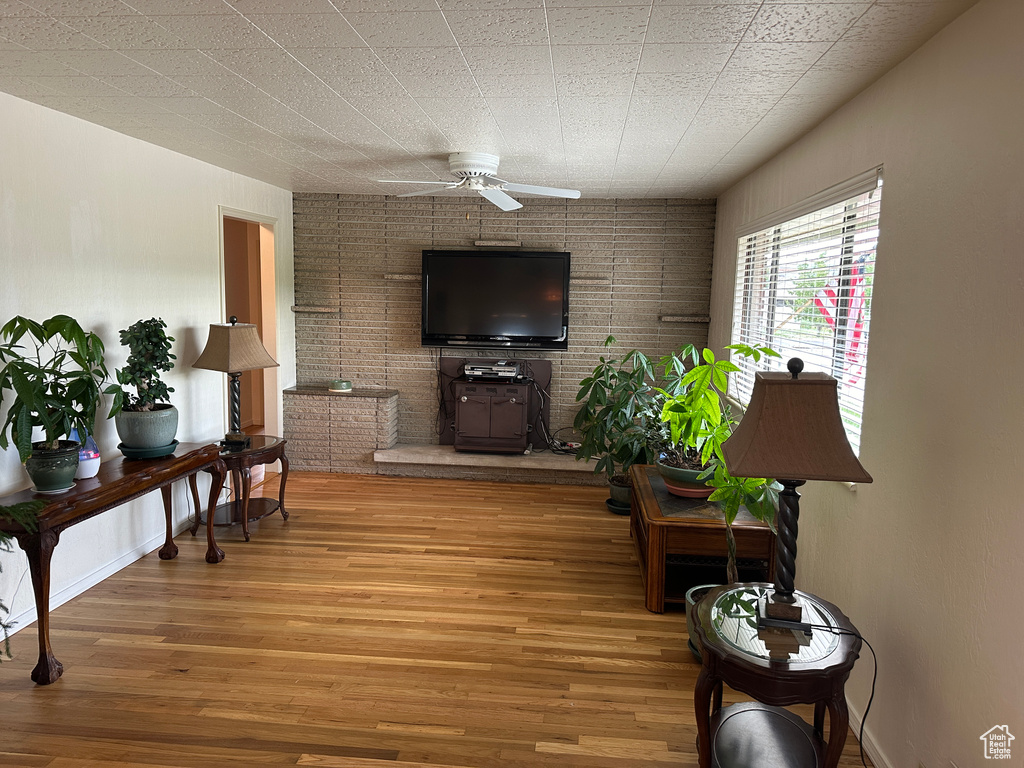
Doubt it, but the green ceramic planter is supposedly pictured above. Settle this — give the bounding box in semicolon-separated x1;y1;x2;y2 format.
114;404;178;452
25;441;80;493
655;460;714;499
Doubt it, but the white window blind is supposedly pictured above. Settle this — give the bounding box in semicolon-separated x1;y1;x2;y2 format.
731;169;883;454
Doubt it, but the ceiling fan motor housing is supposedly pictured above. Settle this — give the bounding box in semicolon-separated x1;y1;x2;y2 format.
448;152;500;179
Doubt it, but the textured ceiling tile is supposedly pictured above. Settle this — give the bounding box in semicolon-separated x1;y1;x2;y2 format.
709;66;803;96
554;73;635;97
460;44;550;75
59;15;192;49
545;6;651;45
148;14;277;50
437;0;543;8
99;74;196;97
0;75;62;96
476;73;556;99
0;17;106;50
742;3;870;43
342;11;456;47
843;1;967;41
329;0;441;10
0;1;45;18
29;74;127;96
372;46;474;77
637;42;734;73
728;40;832;70
631;71;715;98
227;0;342;13
550;44;641;75
140;95;227;114
17;0;140;15
50;48;161;77
114;0;231;14
646;5;760;44
124;48;221;76
244;13;365;49
398;73;481;98
443;8;550;47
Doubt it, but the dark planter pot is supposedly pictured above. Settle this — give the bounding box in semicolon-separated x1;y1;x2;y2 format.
24;440;80;493
607;476;631;515
655;459;714;499
115;404;178;455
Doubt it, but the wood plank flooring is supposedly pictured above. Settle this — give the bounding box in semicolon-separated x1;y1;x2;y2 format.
0;472;872;767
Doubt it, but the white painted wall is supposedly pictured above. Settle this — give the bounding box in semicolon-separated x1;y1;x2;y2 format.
0;92;295;634
708;0;1023;765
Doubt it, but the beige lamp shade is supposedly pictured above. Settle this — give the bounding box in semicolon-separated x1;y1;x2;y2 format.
193;321;278;374
723;363;872;484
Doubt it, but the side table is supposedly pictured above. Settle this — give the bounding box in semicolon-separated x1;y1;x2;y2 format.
691;584;861;768
629;465;775;612
189;435;289;542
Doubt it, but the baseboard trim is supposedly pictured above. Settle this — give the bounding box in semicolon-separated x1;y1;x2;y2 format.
6;519;195;636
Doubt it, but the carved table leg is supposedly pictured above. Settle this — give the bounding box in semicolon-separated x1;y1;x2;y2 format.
823;692;851;768
17;529;63;685
278;451;289;520
205;459;226;564
694;665;717;768
239;467;252;541
188;474;201;536
158;485;178;560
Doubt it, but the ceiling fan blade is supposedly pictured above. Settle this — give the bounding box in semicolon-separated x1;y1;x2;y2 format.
500;182;581;199
397;186;458;198
478;188;523;211
377;179;453;185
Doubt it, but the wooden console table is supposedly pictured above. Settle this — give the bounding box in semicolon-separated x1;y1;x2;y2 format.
629;465;775;613
0;442;226;685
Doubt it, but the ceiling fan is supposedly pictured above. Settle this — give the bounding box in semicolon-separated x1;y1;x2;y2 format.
377;152;580;211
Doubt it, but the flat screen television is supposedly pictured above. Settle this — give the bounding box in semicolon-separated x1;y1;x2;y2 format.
421;250;570;350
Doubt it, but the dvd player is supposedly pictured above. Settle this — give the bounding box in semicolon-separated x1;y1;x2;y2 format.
464;360;521;381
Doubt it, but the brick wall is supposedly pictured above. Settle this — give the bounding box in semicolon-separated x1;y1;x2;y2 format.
292;194;715;448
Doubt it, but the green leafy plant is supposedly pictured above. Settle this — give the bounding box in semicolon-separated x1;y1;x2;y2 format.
105;318;175;416
0;315;109;461
573;336;663;482
658;343;783;582
0;501;42;661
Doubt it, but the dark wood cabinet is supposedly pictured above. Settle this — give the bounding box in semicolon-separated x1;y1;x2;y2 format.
454;380;530;453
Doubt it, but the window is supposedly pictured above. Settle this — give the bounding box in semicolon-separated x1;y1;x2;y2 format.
731;168;883;453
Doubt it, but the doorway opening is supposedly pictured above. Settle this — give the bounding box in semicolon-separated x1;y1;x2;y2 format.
221;213;277;438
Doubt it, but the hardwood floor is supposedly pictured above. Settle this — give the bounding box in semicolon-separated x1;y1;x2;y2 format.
0;472;871;767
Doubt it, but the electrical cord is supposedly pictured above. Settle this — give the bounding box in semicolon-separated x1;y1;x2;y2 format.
805;622;877;768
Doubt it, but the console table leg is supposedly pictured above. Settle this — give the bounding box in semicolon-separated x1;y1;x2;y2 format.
278;452;289;520
205;459;226;564
188;474;201;536
158;485;178;560
17;529;63;685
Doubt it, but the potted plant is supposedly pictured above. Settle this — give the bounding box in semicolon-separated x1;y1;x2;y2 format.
105;318;178;457
0;315;109;492
1;500;42;660
574;336;662;513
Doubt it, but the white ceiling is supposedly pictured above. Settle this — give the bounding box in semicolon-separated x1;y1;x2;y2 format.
0;0;977;199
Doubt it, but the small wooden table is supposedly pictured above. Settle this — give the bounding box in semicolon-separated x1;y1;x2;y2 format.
0;443;226;685
691;584;862;768
629;465;775;613
189;435;288;542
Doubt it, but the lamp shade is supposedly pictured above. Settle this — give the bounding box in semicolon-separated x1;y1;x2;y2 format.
193;320;278;374
722;361;872;484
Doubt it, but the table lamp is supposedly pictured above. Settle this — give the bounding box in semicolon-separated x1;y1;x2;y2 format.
193;316;278;449
722;358;871;631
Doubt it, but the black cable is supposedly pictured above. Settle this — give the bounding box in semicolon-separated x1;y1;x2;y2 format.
805;623;877;768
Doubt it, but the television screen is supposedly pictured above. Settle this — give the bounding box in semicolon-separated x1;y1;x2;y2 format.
421;250;570;350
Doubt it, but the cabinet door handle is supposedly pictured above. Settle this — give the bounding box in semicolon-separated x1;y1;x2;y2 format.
460;396;468;402
509;397;517;404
